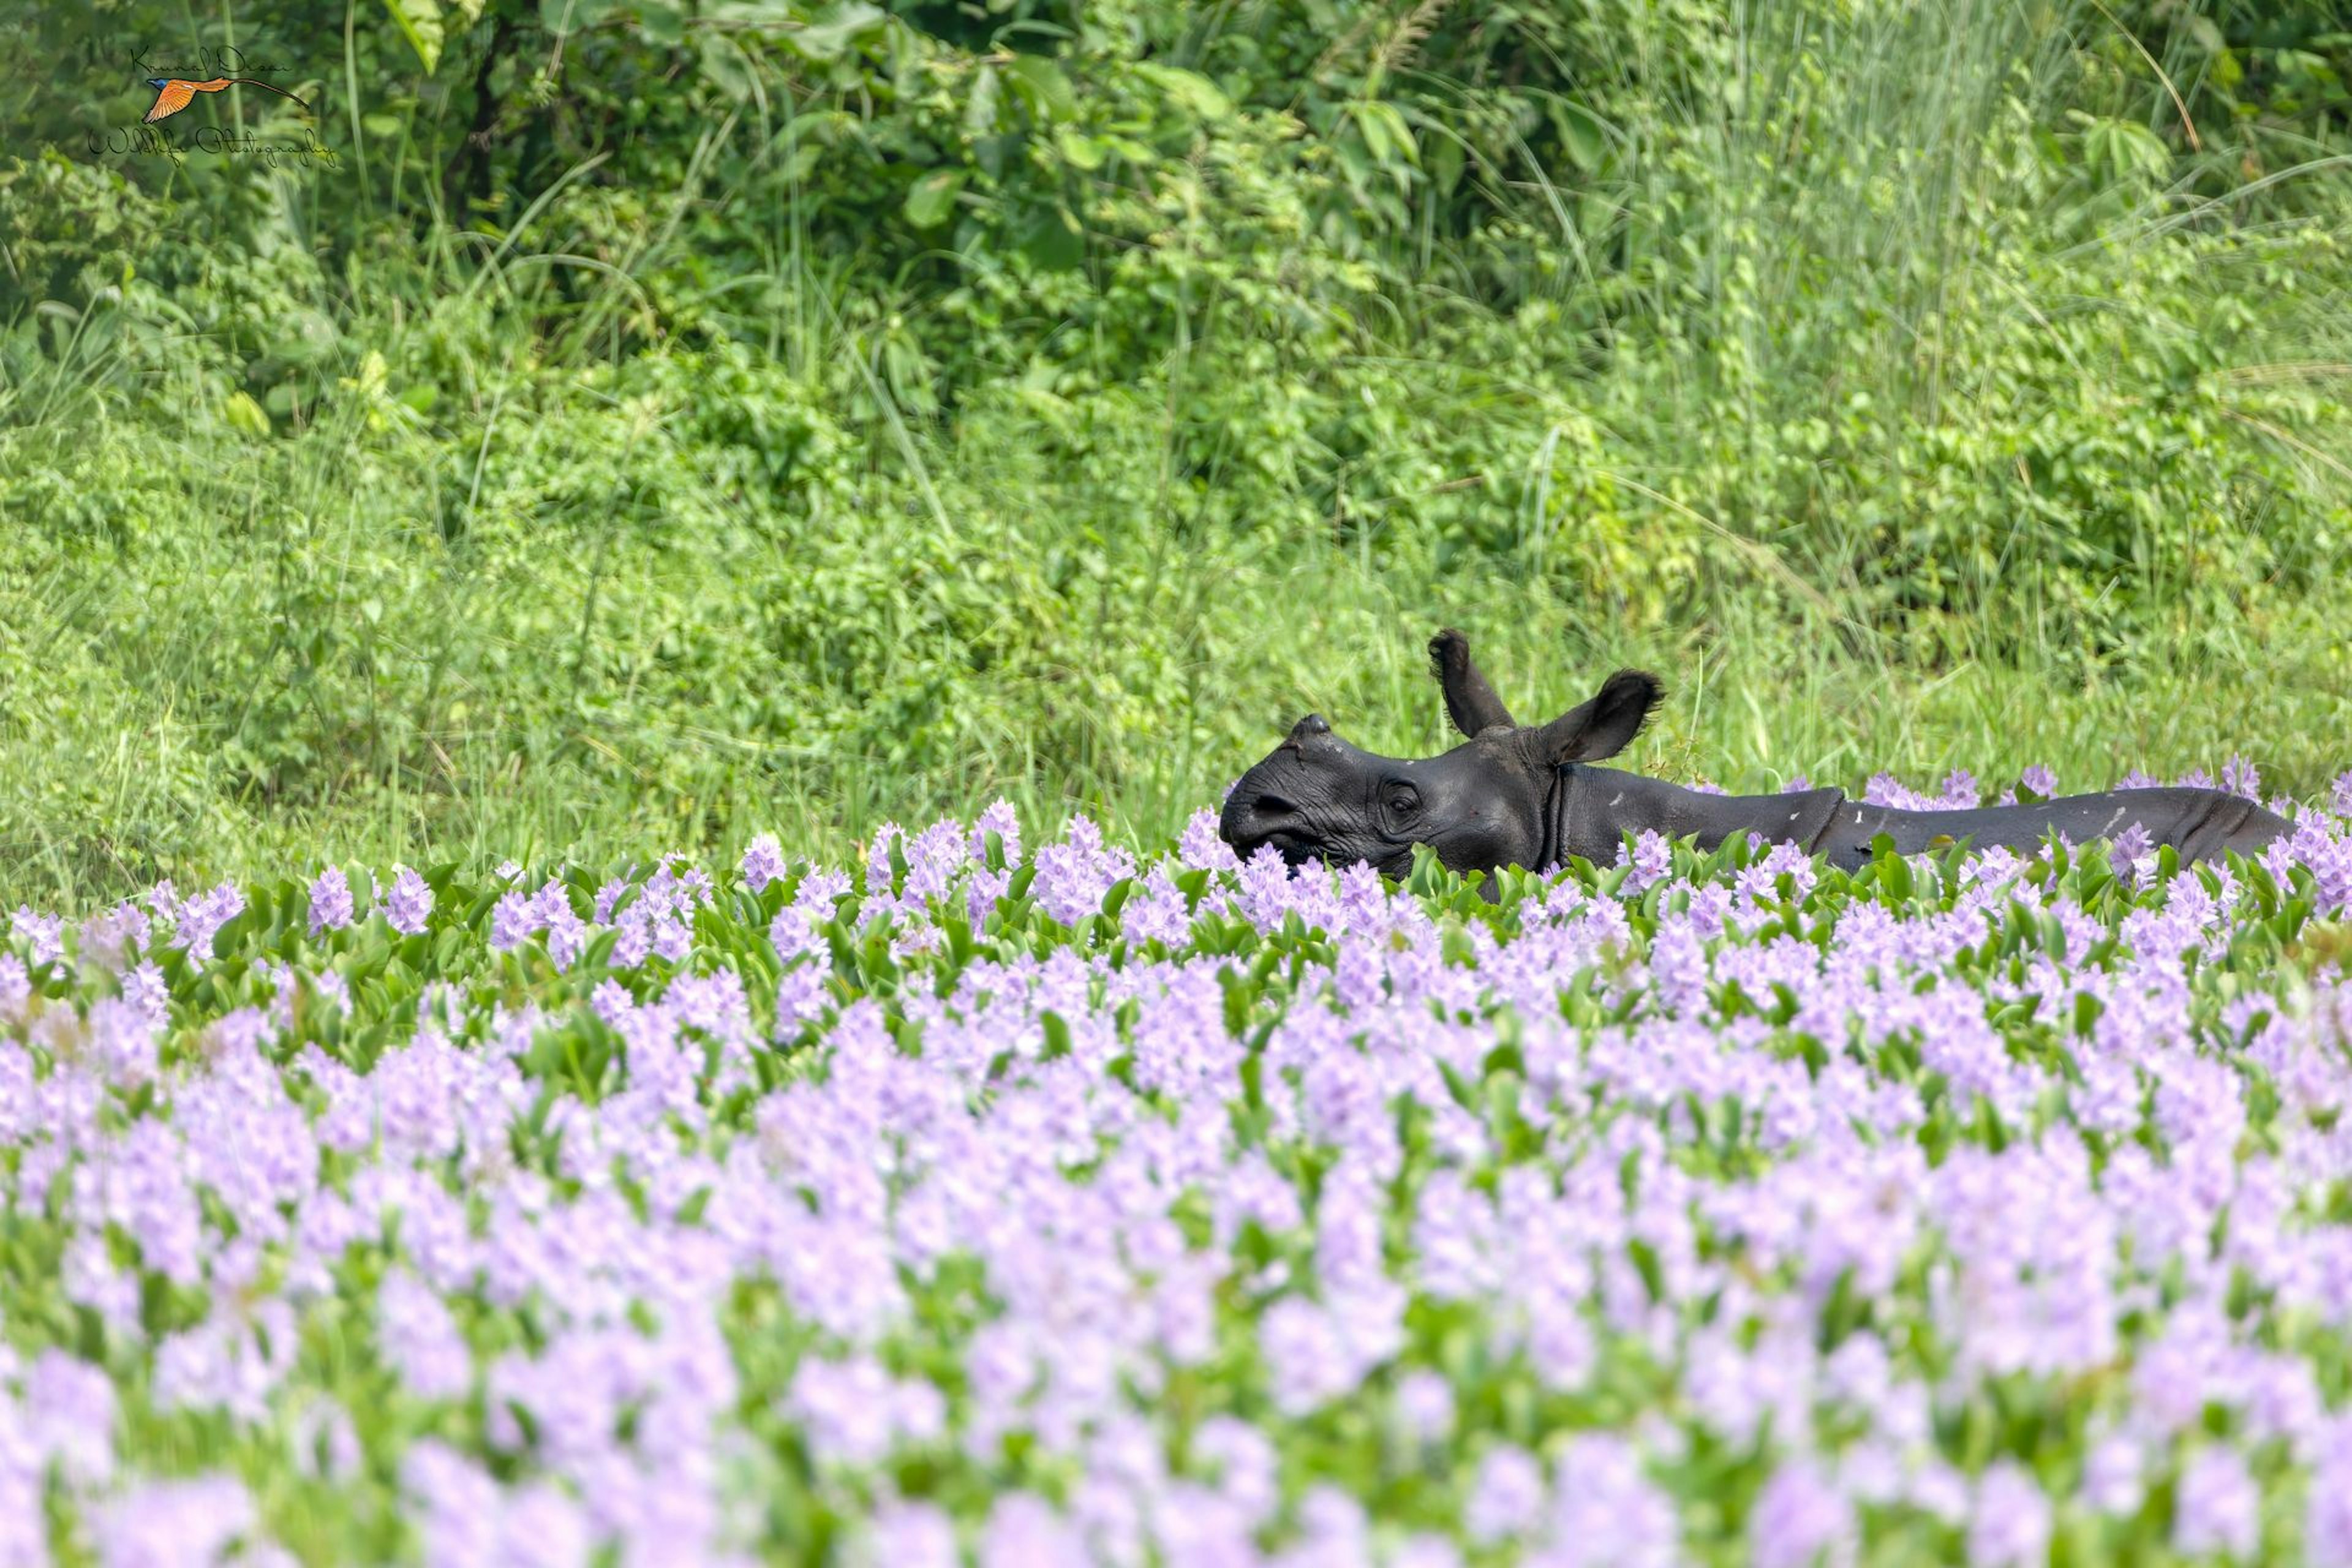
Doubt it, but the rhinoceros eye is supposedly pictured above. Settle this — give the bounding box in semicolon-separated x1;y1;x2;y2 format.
1384;783;1421;819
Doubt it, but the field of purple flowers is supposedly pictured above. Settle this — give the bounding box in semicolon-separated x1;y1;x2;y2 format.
7;766;2352;1567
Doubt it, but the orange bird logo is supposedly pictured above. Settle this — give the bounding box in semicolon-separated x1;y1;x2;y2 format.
143;76;310;124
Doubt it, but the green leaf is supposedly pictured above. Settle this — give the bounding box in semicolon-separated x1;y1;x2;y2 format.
386;0;447;74
1056;129;1109;170
1040;1011;1072;1060
222;391;271;439
1006;56;1076;123
791;2;886;62
1135;63;1231;121
903;169;966;229
697;34;755;99
965;64;1002;141
638;0;685;45
1429;130;1465;195
1016;204;1083;270
1550;98;1606;172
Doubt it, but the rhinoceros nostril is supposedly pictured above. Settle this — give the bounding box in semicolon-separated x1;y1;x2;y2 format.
1253;793;1297;818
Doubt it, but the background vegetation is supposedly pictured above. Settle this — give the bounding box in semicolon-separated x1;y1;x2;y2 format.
3;0;2350;902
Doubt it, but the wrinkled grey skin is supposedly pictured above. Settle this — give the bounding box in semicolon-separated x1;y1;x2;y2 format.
1219;630;2290;877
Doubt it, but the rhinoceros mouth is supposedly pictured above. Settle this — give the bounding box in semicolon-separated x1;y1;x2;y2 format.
1219;789;1319;865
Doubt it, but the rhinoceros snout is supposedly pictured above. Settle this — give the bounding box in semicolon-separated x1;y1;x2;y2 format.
1219;776;1310;861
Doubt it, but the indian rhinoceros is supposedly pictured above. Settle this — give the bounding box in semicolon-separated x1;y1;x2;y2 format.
1218;629;2287;878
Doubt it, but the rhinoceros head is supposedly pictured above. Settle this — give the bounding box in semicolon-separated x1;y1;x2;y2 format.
1218;630;1664;877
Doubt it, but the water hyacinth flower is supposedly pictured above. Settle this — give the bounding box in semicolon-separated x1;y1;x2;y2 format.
1749;1459;1854;1568
0;954;31;1024
309;867;355;937
1391;1370;1455;1444
1967;1464;2051;1568
0;785;2342;1563
383;866;434;936
740;834;788;895
859;1501;962;1568
91;1474;262;1567
2173;1446;2260;1559
169;883;247;962
1464;1445;1545;1544
9;905;65;967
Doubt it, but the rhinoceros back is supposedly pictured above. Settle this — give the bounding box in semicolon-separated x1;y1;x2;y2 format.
1550;767;1846;867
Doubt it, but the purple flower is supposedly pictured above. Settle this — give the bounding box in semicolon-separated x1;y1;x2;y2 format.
973;799;1025;869
78;902;150;974
741;834;788;895
1033;816;1136;927
861;1501;962;1568
1180;808;1242;872
0;952;30;1023
1615;829;1672;891
980;1493;1090;1568
378;1271;473;1401
88;995;160;1086
308;868;354;937
2309;1418;2352;1564
10;905;65;967
865;822;906;898
1968;1463;2050;1568
171;883;246;962
1194;1417;1280;1528
1749;1460;1853;1568
92;1474;258;1568
1863;772;1939;810
1547;1434;1679;1567
1466;1444;1545;1544
786;1354;941;1466
1392;1369;1454;1443
2082;1434;2143;1515
1283;1487;1371;1568
24;1348;118;1485
1260;1297;1356;1414
490;889;538;952
1387;1536;1462;1568
2173;1446;2259;1559
2110;821;2154;881
383;866;434;936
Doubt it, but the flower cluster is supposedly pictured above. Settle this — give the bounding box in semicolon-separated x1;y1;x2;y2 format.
4;771;2352;1566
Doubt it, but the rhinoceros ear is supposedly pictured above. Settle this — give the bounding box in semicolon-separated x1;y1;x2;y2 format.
1428;628;1516;737
1532;669;1664;764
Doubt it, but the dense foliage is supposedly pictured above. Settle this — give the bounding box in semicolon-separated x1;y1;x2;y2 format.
3;0;2351;898
6;775;2352;1564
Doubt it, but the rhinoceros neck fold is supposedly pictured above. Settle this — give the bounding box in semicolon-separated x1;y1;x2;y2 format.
1547;766;1850;869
